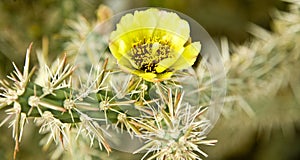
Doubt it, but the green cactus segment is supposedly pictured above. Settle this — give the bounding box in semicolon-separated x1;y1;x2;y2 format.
17;82;145;124
17;82;79;123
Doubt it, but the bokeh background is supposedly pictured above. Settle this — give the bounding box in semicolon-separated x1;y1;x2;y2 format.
1;0;300;160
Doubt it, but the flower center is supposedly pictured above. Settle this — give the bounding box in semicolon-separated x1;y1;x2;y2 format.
130;38;173;73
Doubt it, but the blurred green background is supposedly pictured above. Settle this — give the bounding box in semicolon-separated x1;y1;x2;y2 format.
1;0;299;160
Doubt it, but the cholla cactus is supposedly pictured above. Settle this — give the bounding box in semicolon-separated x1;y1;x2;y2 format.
133;89;216;160
222;0;300;130
0;7;222;160
205;0;300;159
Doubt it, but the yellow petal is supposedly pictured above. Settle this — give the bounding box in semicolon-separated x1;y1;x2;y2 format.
117;56;139;71
170;42;201;70
155;46;185;73
110;14;134;41
110;9;159;44
133;9;159;29
134;71;157;82
154;11;190;47
156;72;173;81
109;39;127;60
139;71;173;82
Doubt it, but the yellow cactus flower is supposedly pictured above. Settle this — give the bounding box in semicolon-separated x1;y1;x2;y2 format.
109;8;201;82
